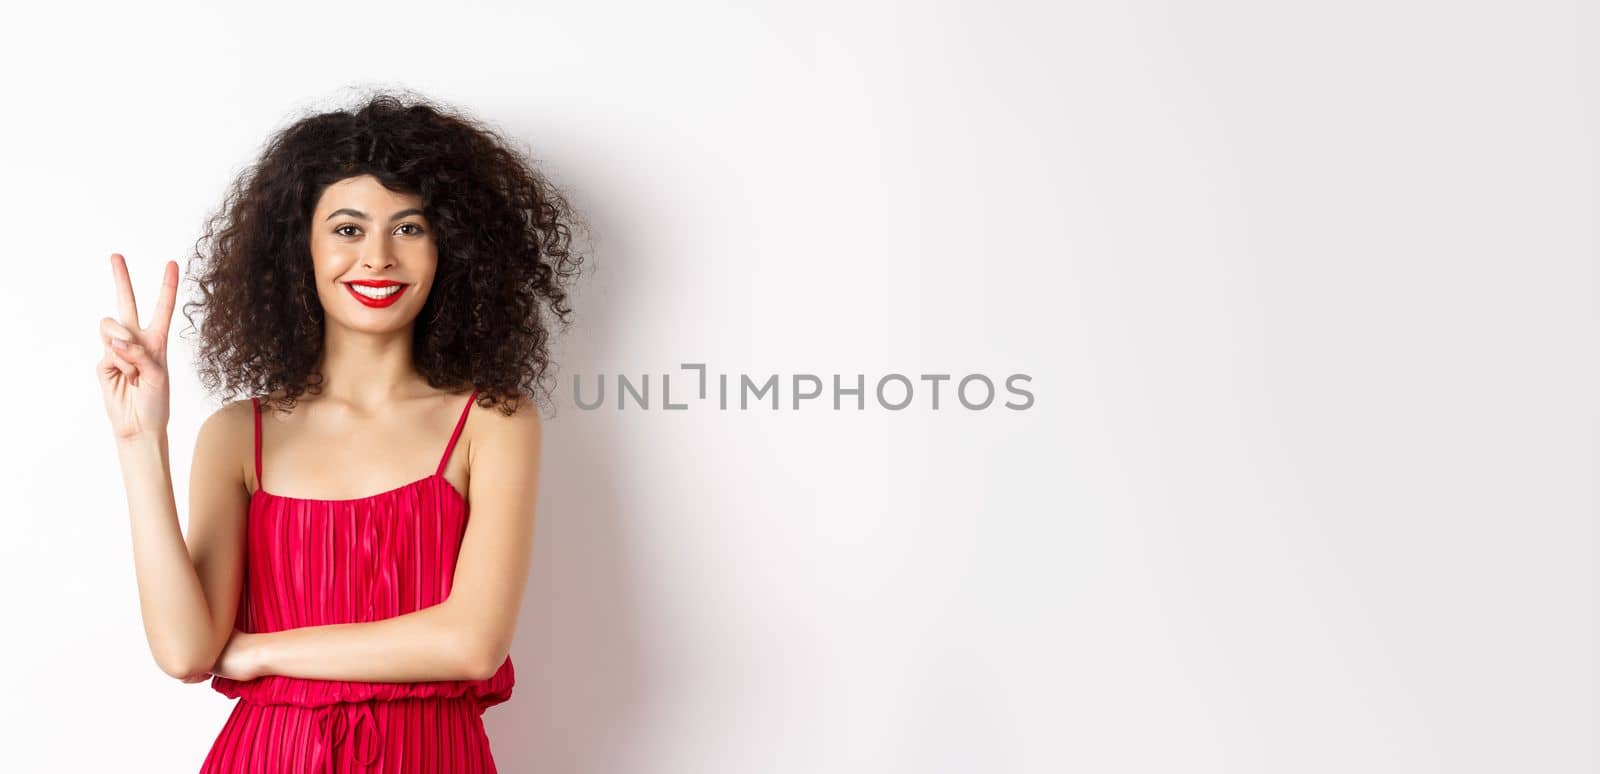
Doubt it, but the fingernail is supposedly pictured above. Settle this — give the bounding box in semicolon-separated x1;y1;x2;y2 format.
111;337;129;350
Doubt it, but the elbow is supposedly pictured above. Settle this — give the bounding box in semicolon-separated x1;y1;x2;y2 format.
155;658;188;681
154;650;212;682
150;634;220;682
446;603;509;681
460;633;509;682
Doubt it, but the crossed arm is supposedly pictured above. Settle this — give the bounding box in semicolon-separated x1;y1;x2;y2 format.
197;400;542;684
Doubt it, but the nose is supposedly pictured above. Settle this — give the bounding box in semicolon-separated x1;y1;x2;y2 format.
361;250;395;270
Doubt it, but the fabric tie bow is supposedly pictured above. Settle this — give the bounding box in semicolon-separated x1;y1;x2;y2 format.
313;701;384;772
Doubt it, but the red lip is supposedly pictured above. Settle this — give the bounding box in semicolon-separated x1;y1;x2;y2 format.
344;281;409;308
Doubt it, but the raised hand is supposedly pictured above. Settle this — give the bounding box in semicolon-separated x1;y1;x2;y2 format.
97;253;179;442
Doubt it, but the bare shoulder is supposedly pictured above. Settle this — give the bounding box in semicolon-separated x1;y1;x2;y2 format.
192;397;259;493
195;397;255;446
461;394;543;522
464;394;544;471
467;394;543;449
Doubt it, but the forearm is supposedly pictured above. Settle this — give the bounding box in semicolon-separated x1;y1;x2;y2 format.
120;431;217;678
253;601;485;683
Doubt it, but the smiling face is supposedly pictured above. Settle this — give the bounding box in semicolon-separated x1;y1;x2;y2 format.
308;174;438;333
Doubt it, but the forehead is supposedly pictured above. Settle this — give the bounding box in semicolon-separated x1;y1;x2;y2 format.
313;174;424;214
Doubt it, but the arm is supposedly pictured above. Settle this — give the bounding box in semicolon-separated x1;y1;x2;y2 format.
238;400;542;683
103;255;246;682
124;405;248;681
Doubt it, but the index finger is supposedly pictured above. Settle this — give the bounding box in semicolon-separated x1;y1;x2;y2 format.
109;253;141;329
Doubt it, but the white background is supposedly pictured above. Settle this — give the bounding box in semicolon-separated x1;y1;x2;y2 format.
1;2;1595;772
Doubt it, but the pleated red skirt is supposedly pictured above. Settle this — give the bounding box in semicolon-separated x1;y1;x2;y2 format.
201;696;498;773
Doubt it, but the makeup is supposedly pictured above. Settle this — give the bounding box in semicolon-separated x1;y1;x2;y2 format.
344;279;409;308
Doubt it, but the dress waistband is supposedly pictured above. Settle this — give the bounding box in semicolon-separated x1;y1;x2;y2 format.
213;668;513;709
261;695;480;773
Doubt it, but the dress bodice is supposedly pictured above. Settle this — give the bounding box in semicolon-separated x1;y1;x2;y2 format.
209;390;514;712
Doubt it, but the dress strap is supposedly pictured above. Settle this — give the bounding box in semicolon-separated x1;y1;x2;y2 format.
436;389;479;476
251;397;263;491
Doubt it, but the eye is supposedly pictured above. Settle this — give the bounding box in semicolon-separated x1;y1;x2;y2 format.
397;223;426;236
334;224;361;238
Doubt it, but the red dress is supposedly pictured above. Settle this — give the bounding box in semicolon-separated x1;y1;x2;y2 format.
201;389;515;773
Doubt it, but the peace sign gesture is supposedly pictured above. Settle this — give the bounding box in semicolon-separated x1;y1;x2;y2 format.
97;253;179;443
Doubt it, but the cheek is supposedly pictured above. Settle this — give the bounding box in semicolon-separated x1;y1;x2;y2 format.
413;252;439;287
308;240;358;283
308;240;338;279
313;263;344;292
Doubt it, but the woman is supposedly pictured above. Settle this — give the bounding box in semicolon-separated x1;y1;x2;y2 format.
96;91;585;772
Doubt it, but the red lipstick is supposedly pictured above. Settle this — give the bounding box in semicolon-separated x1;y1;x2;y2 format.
344;279;409;308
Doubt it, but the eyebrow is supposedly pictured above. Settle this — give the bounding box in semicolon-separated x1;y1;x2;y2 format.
324;207;426;222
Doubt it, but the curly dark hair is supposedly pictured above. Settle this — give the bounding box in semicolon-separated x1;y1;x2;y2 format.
179;89;587;416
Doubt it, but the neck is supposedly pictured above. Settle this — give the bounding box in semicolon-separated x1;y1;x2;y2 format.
314;324;423;408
